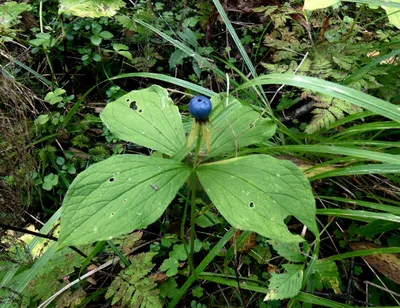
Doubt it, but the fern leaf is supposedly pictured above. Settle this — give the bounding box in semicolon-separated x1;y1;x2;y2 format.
305;95;363;134
105;252;162;308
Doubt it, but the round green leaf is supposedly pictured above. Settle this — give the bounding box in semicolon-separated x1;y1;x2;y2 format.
99;30;114;39
90;34;102;46
100;85;186;157
197;155;318;243
59;155;190;248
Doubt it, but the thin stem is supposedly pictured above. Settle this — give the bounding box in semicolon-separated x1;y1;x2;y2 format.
168;228;235;307
188;123;203;274
189;173;197;274
192;123;203;168
39;0;57;88
343;4;364;43
180;190;191;265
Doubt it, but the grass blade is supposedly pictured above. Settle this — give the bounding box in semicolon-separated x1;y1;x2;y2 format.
251;145;400;165
309;164;400;181
316;209;400;223
234;74;400;122
318;196;400;215
323;247;400;262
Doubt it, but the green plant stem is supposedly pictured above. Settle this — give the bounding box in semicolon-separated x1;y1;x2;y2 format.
107;241;130;267
180;190;191;265
188;124;203;274
39;0;57;88
168;227;235;307
343;4;365;43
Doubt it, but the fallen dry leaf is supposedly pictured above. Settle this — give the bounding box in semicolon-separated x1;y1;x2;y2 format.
350;242;400;285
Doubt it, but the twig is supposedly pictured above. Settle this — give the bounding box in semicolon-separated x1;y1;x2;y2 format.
38;240;154;308
38;256;120;308
268;51;309;106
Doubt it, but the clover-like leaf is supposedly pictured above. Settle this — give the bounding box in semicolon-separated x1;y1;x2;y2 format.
44;88;66;105
161;258;180;277
101;85;186;157
197;154;318;244
58;155;190;248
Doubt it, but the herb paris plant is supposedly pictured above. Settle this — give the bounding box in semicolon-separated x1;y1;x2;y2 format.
58;85;319;259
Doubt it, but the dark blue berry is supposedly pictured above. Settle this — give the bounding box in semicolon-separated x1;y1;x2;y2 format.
189;95;212;121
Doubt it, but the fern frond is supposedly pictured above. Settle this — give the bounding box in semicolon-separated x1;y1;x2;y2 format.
305;95;362;134
105;252;163;308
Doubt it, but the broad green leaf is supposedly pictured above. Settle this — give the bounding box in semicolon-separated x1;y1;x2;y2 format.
303;0;340;10
100;85;186;157
206;94;276;158
58;0;125;18
265;264;303;300
197;155;318;243
172;94;276;161
384;6;400;29
59;155;190;248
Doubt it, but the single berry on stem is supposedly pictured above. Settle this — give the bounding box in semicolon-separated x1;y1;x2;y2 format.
189;95;212;121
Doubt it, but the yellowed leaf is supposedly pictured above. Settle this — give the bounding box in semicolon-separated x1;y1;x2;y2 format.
303;0;341;11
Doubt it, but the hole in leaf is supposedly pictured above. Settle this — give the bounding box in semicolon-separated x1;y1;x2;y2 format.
109;177;115;182
249;202;255;209
249;123;254;128
130;101;138;111
111;212;115;216
126;98;130;102
138;109;143;113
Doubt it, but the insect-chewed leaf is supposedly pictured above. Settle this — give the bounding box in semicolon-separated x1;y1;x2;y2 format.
58;155;190;248
207;94;276;158
101;85;186;157
197;155;318;243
